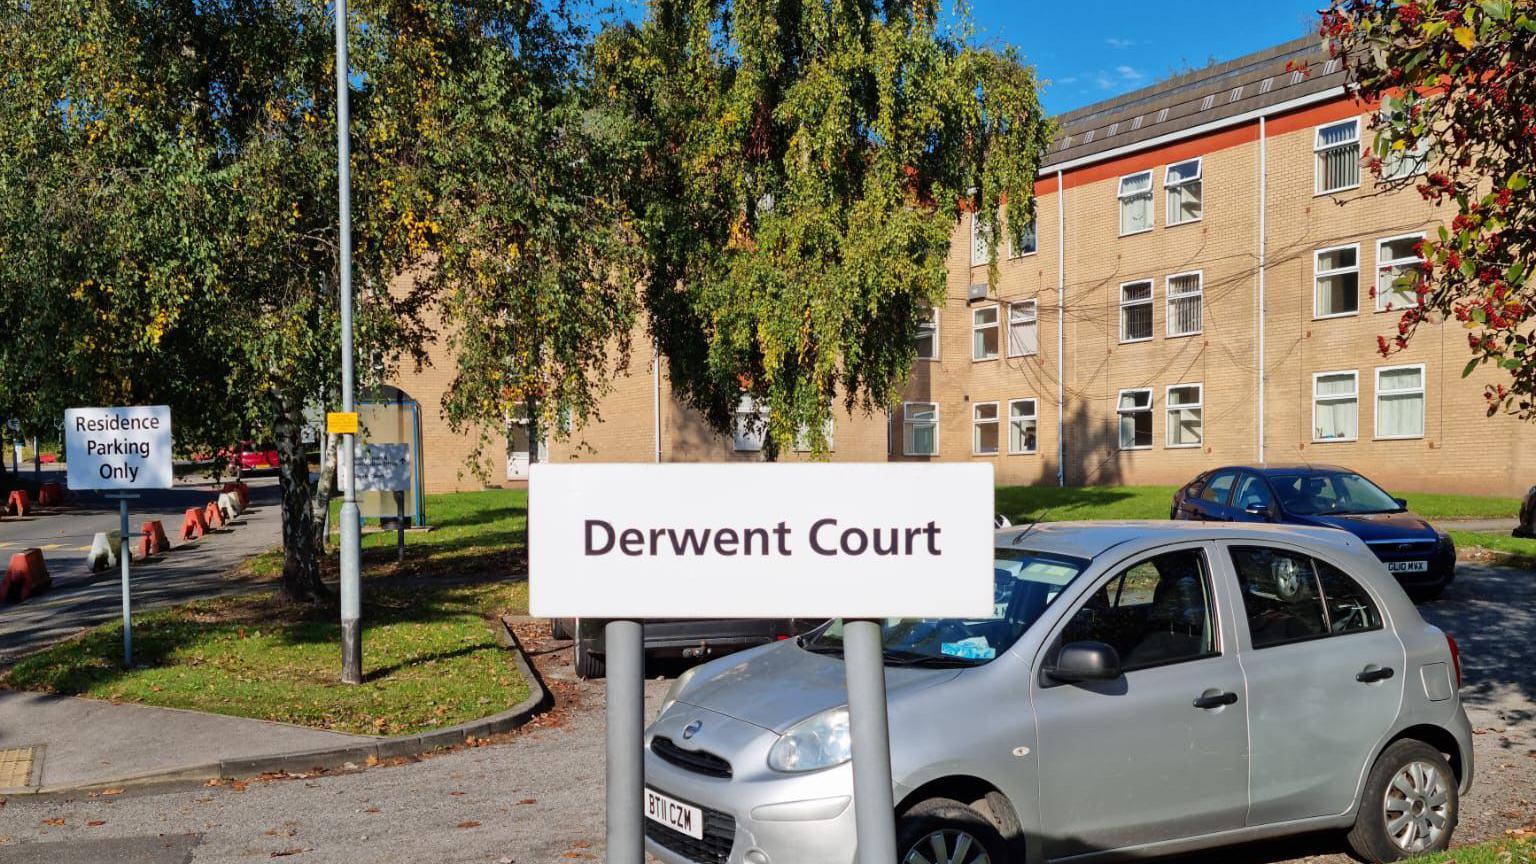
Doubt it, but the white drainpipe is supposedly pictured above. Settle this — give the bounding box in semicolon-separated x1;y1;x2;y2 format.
1257;115;1267;464
1057;168;1067;488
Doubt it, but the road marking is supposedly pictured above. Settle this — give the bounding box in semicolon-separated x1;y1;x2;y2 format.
0;542;12;549
39;543;64;551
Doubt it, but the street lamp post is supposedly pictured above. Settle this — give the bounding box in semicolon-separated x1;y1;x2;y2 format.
335;0;363;685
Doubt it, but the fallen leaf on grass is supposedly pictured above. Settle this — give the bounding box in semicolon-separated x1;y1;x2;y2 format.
456;820;481;829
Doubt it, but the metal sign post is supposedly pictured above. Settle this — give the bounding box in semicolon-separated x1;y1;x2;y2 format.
103;491;140;666
844;618;899;863
605;619;645;864
333;0;363;687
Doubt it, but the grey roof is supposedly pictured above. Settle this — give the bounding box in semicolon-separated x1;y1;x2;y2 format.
1041;36;1348;171
994;519;1359;560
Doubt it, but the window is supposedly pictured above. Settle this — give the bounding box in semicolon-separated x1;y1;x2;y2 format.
1230;546;1381;649
972;306;1000;361
1166;271;1203;337
1120;280;1154;342
1008;399;1038;454
1232;473;1274;512
1118;171;1154;235
1376;364;1425;439
973;402;1000;455
1166;384;1203;448
732;396;766;452
1050;549;1216;674
1315;118;1361;193
1165;158;1203;225
1117;389;1153;449
903;402;939;456
1376;235;1424;311
792;417;835;453
915;308;939;360
970;211;989;267
1314;245;1360;318
1009;213;1038;258
1313;371;1359;442
1007;301;1038;357
1199;470;1237;504
1378;101;1432;181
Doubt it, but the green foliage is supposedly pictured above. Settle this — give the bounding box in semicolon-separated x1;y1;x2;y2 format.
1329;0;1536;418
591;0;1053;453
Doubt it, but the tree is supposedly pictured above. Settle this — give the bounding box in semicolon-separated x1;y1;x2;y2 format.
0;1;434;600
579;0;1052;453
1328;0;1536;417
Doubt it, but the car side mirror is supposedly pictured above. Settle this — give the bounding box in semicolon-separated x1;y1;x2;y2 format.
1393;497;1409;510
1244;503;1272;519
1047;641;1122;684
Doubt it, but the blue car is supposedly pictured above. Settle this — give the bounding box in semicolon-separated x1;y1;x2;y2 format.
1171;464;1456;600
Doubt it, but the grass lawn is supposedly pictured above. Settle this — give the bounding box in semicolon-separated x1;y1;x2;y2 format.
1420;835;1534;863
1448;530;1536;560
3;581;529;736
3;487;536;736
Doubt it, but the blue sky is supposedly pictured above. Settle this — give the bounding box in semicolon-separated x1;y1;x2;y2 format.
602;0;1326;115
967;0;1328;114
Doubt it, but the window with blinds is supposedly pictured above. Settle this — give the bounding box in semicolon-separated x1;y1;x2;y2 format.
1376;365;1425;439
1165;158;1203;225
1167;272;1203;336
1166;384;1204;448
1008;301;1038;357
903;403;939;456
1118;171;1154;235
1313;372;1359;442
1315;119;1361;194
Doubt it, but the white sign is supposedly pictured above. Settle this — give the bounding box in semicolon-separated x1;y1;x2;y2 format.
64;406;173;490
356;443;410;492
530;463;995;618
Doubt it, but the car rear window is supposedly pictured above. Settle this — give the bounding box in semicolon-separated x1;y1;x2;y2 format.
1229;546;1381;648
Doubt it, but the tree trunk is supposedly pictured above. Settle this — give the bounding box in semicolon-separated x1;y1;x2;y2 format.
312;432;337;552
273;390;329;603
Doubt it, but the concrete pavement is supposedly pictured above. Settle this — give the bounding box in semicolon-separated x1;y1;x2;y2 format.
0;477;282;662
0;691;372;791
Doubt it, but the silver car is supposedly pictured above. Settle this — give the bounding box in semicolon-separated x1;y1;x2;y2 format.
642;521;1472;864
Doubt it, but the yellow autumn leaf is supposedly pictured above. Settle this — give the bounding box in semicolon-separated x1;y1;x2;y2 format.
1453;26;1475;49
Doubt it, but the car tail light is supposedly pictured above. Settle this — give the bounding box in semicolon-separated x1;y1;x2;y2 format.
1446;633;1462;689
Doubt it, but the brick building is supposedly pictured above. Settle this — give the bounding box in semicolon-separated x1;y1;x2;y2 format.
395;36;1536;497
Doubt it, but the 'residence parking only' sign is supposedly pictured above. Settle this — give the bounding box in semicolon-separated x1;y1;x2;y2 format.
64;406;174;491
530;463;995;618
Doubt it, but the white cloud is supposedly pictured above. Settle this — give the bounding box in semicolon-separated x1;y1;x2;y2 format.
1092;65;1148;91
1116;65;1146;82
1105;37;1136;49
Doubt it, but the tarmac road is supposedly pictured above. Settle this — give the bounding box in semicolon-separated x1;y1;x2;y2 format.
1;563;1531;864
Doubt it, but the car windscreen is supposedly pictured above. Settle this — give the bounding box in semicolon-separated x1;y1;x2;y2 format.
1269;472;1403;516
798;549;1087;667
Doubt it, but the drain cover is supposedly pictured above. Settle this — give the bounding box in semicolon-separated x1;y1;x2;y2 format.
0;744;43;788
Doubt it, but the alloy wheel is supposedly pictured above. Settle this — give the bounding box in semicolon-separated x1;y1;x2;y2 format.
902;828;992;864
1383;759;1451;853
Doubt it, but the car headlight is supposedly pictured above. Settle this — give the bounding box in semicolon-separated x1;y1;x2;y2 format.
659;666;700;716
767;707;851;773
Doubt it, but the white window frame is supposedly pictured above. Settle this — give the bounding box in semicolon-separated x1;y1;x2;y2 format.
1377;101;1432;182
1119;280;1155;343
1375;233;1425;313
1116;388;1154;451
970;211;989;267
1374;363;1426;441
1164;383;1204;449
1165;270;1203;337
1164;157;1203;226
1312;370;1359;443
902;402;940;456
1315;118;1362;195
916;308;939;361
731;396;767;452
1117;170;1155;236
1007;300;1039;358
972;305;1000;362
1314;243;1361;320
972;401;1000;456
1007;398;1039;455
1008;210;1038;258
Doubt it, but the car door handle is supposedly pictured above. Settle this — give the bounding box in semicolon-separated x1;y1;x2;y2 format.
1192;690;1239;710
1356;665;1396;683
